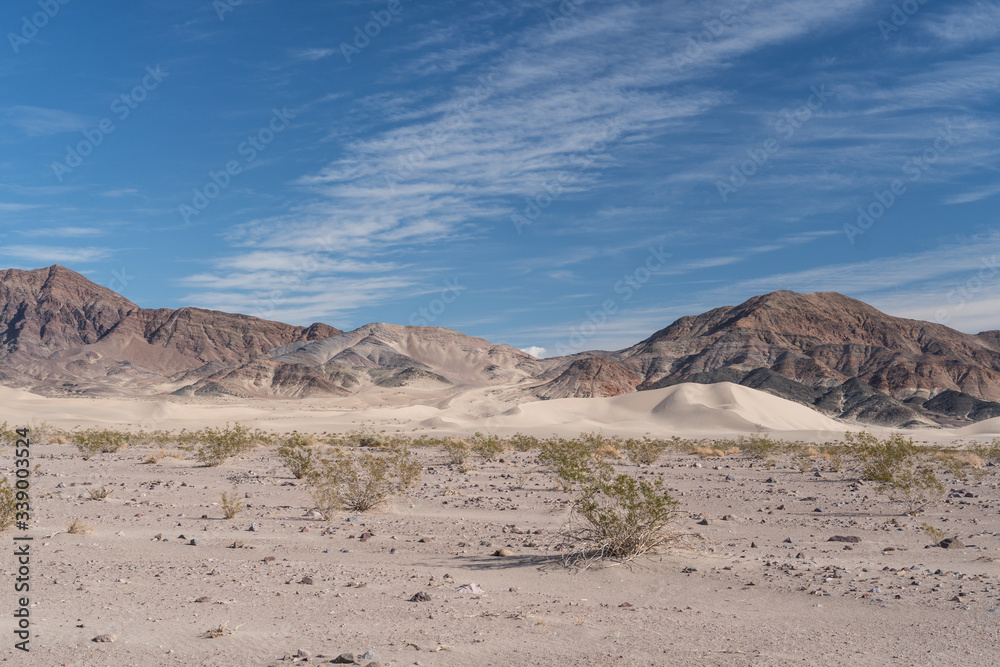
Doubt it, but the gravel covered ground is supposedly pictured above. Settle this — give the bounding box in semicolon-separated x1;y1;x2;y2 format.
4;443;1000;666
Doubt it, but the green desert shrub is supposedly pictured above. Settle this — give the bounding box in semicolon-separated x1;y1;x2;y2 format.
0;477;17;532
847;431;944;514
507;432;541;452
196;423;260;467
277;432;318;479
538;436;614;491
621;436;672;466
307;446;422;517
442;438;473;468
734;432;781;459
73;428;130;460
568;472;681;565
470;432;505;460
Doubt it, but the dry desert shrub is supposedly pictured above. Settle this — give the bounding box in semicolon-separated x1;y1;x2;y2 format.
734;432;781;459
848;431;944;514
565;472;681;567
196;423;262;467
538;435;615;491
204;620;241;638
0;477;17;532
692;445;726;458
66;518;93;534
622;436;672;466
144;448;186;464
820;445;848;472
470;431;505;460
276;432;318;479
308;446;421;517
933;451;984;481
88;485;114;501
969;439;1000;464
508;432;541;452
442;438;473;468
73;428;130;460
220;486;244;519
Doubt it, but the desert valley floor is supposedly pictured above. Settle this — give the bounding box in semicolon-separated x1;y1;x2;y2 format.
1;383;999;666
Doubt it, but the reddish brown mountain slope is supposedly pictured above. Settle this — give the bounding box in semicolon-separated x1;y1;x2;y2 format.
0;265;339;393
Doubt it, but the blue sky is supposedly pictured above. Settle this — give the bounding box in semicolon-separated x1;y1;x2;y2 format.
1;0;999;357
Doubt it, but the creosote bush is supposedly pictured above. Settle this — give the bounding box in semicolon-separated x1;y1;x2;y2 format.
0;478;17;532
277;432;318;479
568;472;681;566
220;486;244;519
470;432;505;461
196;423;261;467
307;446;421;517
622;436;674;466
442;438;473;468
847;431;944;514
73;428;130;460
538;434;615;491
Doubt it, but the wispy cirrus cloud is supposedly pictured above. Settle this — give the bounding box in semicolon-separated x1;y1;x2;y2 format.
923;1;1000;44
3;106;90;137
0;245;112;264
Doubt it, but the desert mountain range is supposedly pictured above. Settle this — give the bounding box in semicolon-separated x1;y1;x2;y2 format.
4;264;1000;427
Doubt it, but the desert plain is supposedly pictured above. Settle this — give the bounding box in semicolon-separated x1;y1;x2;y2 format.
1;382;999;667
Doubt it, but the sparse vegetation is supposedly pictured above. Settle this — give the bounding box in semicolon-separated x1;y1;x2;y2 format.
538;434;615;491
470;431;505;461
66;518;93;534
196;423;261;467
88;485;114;501
276;432;318;479
920;522;947;545
622;436;672;466
566;471;681;566
220;486;244;519
442;438;473;468
73;428;130;460
848;431;944;514
144;448;186;464
204;620;241;638
307;446;422;516
0;477;17;532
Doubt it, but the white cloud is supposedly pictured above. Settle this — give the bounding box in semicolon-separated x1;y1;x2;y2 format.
0;245;111;264
520;346;547;358
924;1;1000;44
3;106;91;136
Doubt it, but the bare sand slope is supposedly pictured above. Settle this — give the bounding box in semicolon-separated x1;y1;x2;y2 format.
473;382;851;439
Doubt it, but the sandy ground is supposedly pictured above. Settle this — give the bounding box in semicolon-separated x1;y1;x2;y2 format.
1;384;999;665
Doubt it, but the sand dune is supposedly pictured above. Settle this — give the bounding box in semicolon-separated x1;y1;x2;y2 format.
472;382;850;437
955;417;1000;437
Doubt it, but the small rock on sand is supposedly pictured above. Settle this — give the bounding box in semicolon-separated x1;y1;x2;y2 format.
92;634;117;643
939;537;965;549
